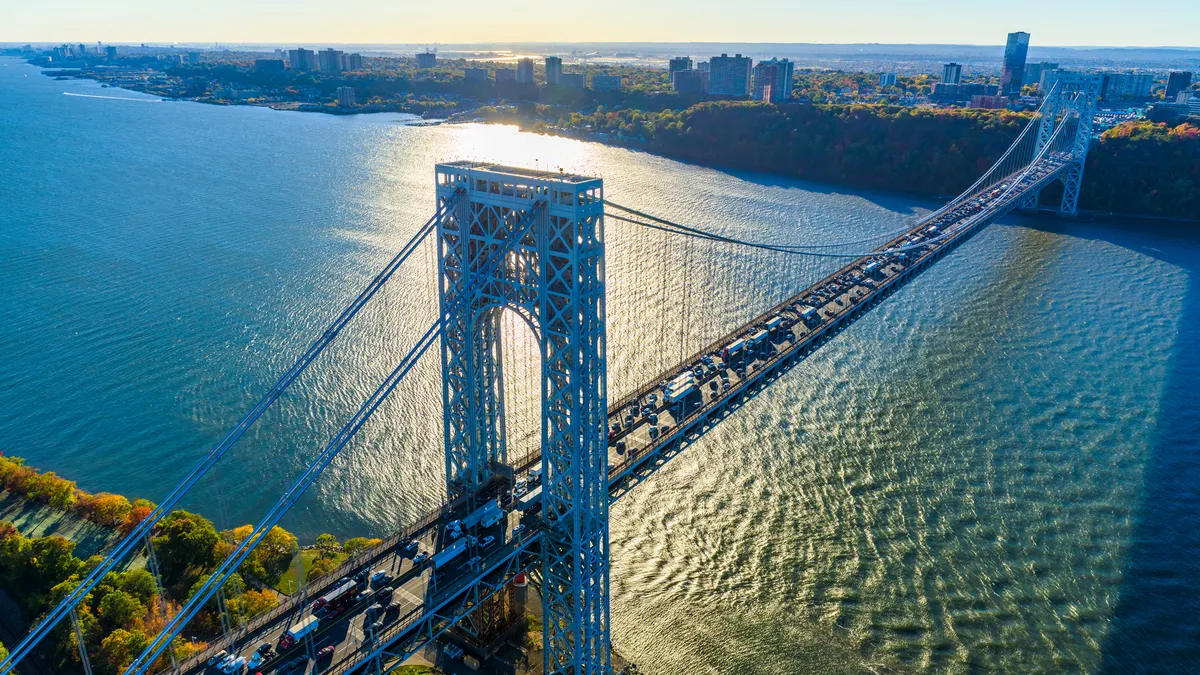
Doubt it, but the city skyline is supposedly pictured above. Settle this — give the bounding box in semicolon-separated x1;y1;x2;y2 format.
4;0;1200;48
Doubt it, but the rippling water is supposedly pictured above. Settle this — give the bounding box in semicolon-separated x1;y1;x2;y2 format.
2;58;1198;673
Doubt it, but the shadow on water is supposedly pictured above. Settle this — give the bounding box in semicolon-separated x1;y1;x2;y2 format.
1022;216;1200;672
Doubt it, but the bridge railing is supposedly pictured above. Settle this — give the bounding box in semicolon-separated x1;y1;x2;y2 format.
166;497;456;675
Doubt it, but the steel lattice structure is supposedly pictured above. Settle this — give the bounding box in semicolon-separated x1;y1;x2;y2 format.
435;162;611;675
1021;73;1102;216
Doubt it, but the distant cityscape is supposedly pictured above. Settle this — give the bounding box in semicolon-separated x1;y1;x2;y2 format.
5;33;1199;127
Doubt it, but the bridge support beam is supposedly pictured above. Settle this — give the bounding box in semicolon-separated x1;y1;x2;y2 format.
435;163;611;674
1049;74;1101;217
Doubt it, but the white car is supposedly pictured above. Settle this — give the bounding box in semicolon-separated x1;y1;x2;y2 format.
207;651;228;666
221;656;246;674
512;524;526;537
413;551;429;564
481;535;495;548
215;654;235;669
404;539;419;554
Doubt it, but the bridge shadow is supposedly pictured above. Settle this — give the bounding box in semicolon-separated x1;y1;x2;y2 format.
1018;215;1200;672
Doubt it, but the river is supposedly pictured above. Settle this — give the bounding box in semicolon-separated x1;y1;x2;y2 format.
2;58;1198;673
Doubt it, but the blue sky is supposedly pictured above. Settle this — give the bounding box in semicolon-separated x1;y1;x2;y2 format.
4;0;1198;47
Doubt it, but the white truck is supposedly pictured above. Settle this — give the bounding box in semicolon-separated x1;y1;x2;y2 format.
432;539;467;569
278;615;318;649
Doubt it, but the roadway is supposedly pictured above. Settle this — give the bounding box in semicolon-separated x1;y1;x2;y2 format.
173;155;1070;675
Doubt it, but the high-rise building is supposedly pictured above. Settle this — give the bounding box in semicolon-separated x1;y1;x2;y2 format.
495;68;516;83
464;67;489;82
1001;31;1030;95
669;56;693;75
708;53;752;96
752;58;793;103
697;61;710;72
1099;72;1154;101
254;59;285;74
561;73;586;88
942;63;962;85
347;53;364;70
672;69;708;94
336;86;356;108
545;56;563;85
318;48;345;72
517;58;535;84
416;51;437;68
105;45;117;60
879;72;897;87
1165;71;1193;101
1023;61;1058;88
75;43;88;58
287;48;316;71
592;74;623;91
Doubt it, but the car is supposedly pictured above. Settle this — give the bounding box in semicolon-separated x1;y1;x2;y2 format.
413;551;429;564
512;524;526;537
514;485;528;498
284;657;307;672
366;603;383;617
246;652;263;669
368;620;384;635
385;599;401;612
372;572;393;586
404;539;419;554
467;555;482;568
222;656;247;674
255;643;273;656
353;571;368;585
208;651;228;666
375;587;394;602
370;569;389;584
480;535;495;548
216;654;235;669
357;589;372;602
317;646;335;659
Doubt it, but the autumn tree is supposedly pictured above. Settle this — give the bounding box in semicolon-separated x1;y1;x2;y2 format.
151;510;219;591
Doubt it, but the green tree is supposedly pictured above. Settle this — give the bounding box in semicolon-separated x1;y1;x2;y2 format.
314;533;341;557
97;590;143;631
152;510;218;588
118;569;157;605
342;537;382;556
97;628;149;675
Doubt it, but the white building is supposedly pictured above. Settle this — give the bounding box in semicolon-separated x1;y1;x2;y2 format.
336;86;356;108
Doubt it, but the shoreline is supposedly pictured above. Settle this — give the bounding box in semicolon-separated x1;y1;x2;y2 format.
23;58;1200;227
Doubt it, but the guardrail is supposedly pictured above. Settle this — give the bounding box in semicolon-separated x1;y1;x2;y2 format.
165;497;457;675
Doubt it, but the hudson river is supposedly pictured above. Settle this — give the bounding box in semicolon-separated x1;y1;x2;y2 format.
2;58;1198;673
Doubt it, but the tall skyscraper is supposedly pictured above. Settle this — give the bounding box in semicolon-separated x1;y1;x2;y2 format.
1001;31;1031;96
287;48;316;71
545;56;563;85
318;48;345;73
517;58;535;84
752;58;794;103
879;73;897;87
347;53;364;71
105;45;117;61
942;63;963;85
708;54;752;97
1165;71;1193;100
673;69;709;94
668;56;693;75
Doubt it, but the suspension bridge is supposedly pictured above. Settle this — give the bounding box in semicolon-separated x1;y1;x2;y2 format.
1;76;1100;675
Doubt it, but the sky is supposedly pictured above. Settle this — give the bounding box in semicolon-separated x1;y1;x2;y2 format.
3;0;1199;48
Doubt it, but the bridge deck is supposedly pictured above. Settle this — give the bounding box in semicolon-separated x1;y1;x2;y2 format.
171;156;1070;675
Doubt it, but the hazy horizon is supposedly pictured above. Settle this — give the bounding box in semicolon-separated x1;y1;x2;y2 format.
5;0;1200;49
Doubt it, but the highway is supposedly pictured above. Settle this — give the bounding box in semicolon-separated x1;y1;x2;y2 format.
175;155;1070;675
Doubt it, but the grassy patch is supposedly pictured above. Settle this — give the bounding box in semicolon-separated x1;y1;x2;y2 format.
273;549;347;595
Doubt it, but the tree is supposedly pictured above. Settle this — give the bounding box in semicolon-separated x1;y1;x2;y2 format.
120;501;154;536
342;537;382;556
314;533;341;557
97;590;144;631
305;555;339;582
97;628;149;675
88;494;133;526
152;510;218;588
118;569;158;605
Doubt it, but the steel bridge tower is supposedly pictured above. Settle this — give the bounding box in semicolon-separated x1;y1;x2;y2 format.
1021;72;1101;216
435;162;611;675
